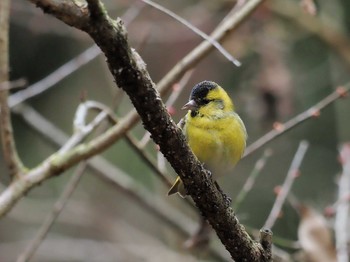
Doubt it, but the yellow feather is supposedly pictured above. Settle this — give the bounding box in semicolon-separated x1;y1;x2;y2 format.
168;81;247;197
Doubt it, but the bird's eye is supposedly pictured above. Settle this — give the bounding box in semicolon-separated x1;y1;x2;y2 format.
201;98;210;105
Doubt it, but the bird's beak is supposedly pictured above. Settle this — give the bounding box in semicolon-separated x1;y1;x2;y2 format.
182;100;197;110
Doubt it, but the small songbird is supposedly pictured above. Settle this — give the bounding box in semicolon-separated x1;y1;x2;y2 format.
168;80;247;197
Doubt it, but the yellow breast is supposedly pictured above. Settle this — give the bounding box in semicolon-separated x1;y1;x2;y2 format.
183;111;246;178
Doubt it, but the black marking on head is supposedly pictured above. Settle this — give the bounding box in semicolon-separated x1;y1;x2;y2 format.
190;111;198;117
190;81;218;106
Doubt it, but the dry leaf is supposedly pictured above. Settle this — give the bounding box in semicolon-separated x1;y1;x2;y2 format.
298;205;336;262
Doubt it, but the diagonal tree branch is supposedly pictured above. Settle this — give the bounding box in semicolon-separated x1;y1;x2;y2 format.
13;0;271;260
12;102;230;261
141;0;241;67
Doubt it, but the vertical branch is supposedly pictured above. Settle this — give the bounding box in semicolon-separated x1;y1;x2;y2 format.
0;0;25;178
335;143;350;262
264;141;309;229
233;149;272;211
16;162;86;262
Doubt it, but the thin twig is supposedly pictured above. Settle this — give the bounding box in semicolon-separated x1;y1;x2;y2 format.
16;100;129;262
0;78;27;91
11;103;229;262
156;0;264;96
139;69;194;148
124;133;172;187
142;0;241;67
244;85;349;157
7;1;268;259
59;101;114;153
270;0;350;69
335;143;350;262
8;2;145;108
75;100;173;186
233;149;272;211
8;45;100;108
16;162;87;262
0;0;25;178
264;141;309;229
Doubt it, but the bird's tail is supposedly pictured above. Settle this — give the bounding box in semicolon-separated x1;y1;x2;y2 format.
167;176;186;198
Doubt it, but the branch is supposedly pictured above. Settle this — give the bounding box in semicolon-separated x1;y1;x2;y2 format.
244;86;349;157
156;0;264;94
8;1;145;108
233;149;272;211
12;103;229;261
0;0;25;178
20;0;270;260
142;0;241;67
0;78;27;91
8;45;100;108
16;162;87;262
270;0;350;69
264;141;309;229
335;143;350;262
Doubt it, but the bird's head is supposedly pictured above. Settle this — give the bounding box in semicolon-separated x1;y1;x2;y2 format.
183;81;234;117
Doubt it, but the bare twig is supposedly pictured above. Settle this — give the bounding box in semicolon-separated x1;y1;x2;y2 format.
244;85;350;157
8;45;100;108
124;133;172;187
16;101;121;262
59;101;114;153
259;228;273;258
81;101;174;187
233;149;272;210
0;78;27;91
335;143;350;262
142;0;241;67
8;2;145;108
0;0;25;178
139;69;194;147
264;141;309;229
270;0;350;69
156;0;264;96
16;162;87;262
11;103;229;261
9;0;269;259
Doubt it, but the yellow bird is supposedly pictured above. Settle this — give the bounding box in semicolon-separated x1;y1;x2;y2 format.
168;81;247;197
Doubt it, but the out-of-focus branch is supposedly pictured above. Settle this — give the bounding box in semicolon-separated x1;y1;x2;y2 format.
270;0;350;69
244;85;349;157
0;0;26;178
12;103;229;261
0;78;27;91
335;143;350;262
16;162;87;262
264;141;309;229
12;0;270;260
139;69;194;147
8;2;145;108
233;149;272;210
156;0;263;95
142;0;241;67
8;45;100;108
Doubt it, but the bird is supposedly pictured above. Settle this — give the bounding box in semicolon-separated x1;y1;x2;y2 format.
168;80;247;197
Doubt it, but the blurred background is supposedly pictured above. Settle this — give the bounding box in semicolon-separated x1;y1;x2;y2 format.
1;0;350;261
